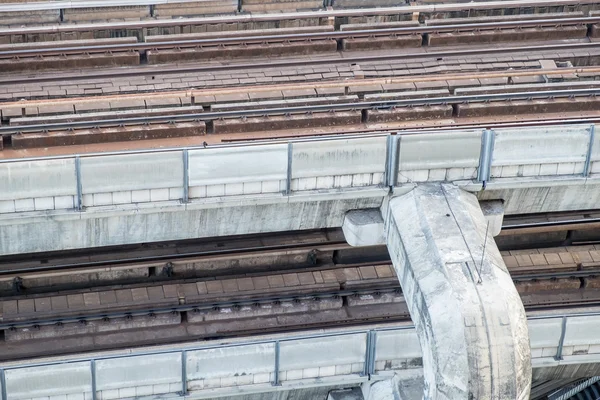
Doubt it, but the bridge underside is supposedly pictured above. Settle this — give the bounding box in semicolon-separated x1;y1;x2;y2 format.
2;180;600;256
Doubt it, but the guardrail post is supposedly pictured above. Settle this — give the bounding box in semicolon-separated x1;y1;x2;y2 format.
555;316;568;361
272;341;281;386
0;369;7;400
477;129;495;189
385;134;400;188
583;124;595;177
181;350;188;396
90;359;97;400
285;142;293;196
362;331;376;378
75;155;83;211
182;150;189;203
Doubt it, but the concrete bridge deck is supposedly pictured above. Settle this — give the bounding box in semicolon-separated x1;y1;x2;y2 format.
1;123;600;256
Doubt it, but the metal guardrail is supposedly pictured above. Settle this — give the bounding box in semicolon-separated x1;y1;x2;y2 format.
2;89;599;134
1;310;600;400
0;324;412;400
0;123;597;212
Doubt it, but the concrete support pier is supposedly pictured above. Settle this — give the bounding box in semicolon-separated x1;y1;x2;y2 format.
383;184;531;400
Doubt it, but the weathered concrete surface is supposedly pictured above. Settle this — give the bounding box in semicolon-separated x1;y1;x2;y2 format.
328;387;364;400
342;208;385;246
383;184;531;400
479;199;504;237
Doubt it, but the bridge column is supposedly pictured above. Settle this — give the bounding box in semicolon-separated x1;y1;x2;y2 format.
383;184;531;400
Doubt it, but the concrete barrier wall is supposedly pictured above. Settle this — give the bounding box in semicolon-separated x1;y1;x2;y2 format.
188;144;288;198
374;329;422;372
186;343;276;390
397;130;481;183
528;318;564;359
491;126;590;179
95;352;183;399
561;315;600;358
279;333;367;381
80;151;183;207
0;125;598;217
292;137;387;191
0;158;77;213
5;361;92;400
1;315;599;400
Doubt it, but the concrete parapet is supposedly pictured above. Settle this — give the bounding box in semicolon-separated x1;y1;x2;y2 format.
383;184;531;399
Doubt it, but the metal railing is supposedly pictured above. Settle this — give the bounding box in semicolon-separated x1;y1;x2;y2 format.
2;311;600;399
0;324;414;400
1;123;598;213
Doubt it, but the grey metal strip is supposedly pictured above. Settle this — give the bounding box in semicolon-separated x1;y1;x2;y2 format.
286;142;293;196
182;149;189;203
273;341;281;386
0;369;7;400
477;129;495;188
181;350;187;395
368;331;377;376
362;330;376;377
75;155;83;211
583;124;595;177
385;134;400;188
91;359;97;400
555;316;568;361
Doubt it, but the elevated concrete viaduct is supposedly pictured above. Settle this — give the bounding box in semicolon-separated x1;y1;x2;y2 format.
2;124;600;399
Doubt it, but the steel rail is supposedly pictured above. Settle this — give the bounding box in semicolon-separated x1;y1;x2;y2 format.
513;271;600;280
3;41;598;85
0;0;588;14
0;286;403;330
2;88;599;134
0;2;590;34
503;217;600;229
0;241;348;275
3;278;600;330
0;17;596;58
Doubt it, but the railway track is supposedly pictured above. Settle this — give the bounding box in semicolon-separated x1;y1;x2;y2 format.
0;17;595;59
0;218;599;360
1;35;598;82
1;88;596;134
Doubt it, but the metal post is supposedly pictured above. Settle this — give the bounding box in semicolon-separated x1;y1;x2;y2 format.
368;331;377;376
583;124;595;177
0;369;7;400
182;150;189;203
273;341;281;386
477;129;495;189
384;134;400;188
75;155;83;211
181;350;188;395
285;142;293;196
90;359;97;400
362;331;376;377
555;316;568;361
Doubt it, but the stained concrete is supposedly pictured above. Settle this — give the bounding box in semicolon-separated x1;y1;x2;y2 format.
383;184;531;400
342;208;385;247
